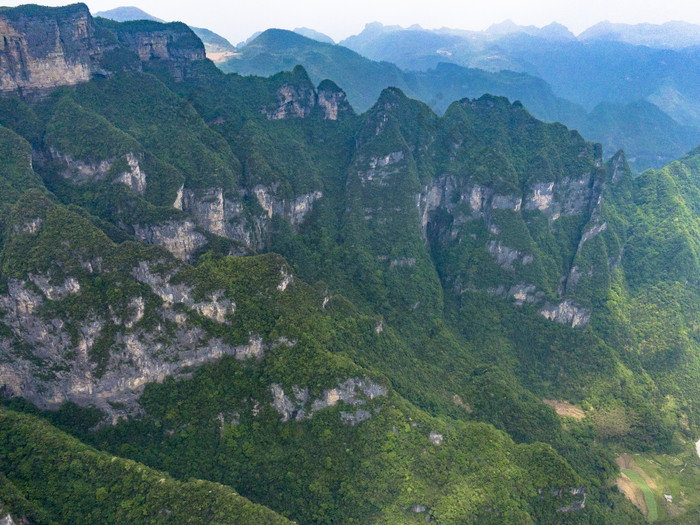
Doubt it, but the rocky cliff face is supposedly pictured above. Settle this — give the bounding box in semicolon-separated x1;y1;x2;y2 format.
133;220;207;261
0;4;101;94
108;19;206;81
50;148;147;193
418;168;607;327
177;185;323;252
263;83;316;120
0;259;280;420
317;79;353;120
0;3;206;94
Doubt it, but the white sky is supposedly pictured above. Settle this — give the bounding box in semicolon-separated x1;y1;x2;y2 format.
4;0;700;45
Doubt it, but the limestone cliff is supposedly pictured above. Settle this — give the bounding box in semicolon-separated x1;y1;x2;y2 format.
0;259;281;419
317;79;353;120
417;166;609;327
0;3;206;94
0;4;101;94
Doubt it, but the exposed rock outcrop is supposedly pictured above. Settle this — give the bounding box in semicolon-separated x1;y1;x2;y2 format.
317;79;352;120
50;148;147;193
253;185;323;227
170;184;322;249
487;241;533;270
358;151;404;187
181;187;263;248
0;271;273;419
263;84;316;120
270;377;388;423
0;4;99;94
539;300;591;328
417;164;608;328
133;220;207;261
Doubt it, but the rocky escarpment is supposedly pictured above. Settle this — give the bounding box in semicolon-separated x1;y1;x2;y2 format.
50;148;147;193
263;83;316;120
317;79;353;121
261;68;353;122
107;19;205;81
178;185;323;252
0;3;206;95
269;377;387;423
417;130;613;328
0;4;101;94
0;262;276;420
133;220;207;261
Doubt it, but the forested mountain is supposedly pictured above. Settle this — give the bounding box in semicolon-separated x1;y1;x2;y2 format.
1;3;700;524
224;29;700;172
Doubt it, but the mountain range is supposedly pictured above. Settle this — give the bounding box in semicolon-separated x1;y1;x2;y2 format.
223;28;700;173
97;7;700;173
1;3;700;524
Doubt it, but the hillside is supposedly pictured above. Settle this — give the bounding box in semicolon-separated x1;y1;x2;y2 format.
2;4;700;524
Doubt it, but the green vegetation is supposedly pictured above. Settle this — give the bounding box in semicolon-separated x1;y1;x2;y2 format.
2;6;700;523
0;408;293;524
622;469;658;522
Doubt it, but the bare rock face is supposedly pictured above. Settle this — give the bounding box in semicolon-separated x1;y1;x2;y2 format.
317;79;352;120
114;153;147;194
0;264;274;420
0;4;100;94
358;151;405;187
110;20;206;81
539;299;591;328
253;185;323;227
29;274;80;300
133;220;207;261
50;148;147;194
178;185;323;249
0;4;206;94
428;431;443;445
263;84;316;120
0;504;17;525
487;241;532;270
415;159;611;329
270;377;388;423
182;187;264;249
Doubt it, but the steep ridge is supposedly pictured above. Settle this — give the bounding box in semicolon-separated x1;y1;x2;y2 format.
1;4;699;523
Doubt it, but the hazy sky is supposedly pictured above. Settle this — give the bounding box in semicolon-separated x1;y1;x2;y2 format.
5;0;700;44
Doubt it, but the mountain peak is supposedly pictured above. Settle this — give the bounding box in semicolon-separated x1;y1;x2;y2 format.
95;5;163;22
248;28;318;49
293;27;334;44
375;86;410;108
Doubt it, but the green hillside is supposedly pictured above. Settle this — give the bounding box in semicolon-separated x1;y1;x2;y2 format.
1;4;700;524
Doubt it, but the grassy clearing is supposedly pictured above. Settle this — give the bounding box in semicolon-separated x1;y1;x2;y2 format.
622;468;658;522
615;439;700;522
